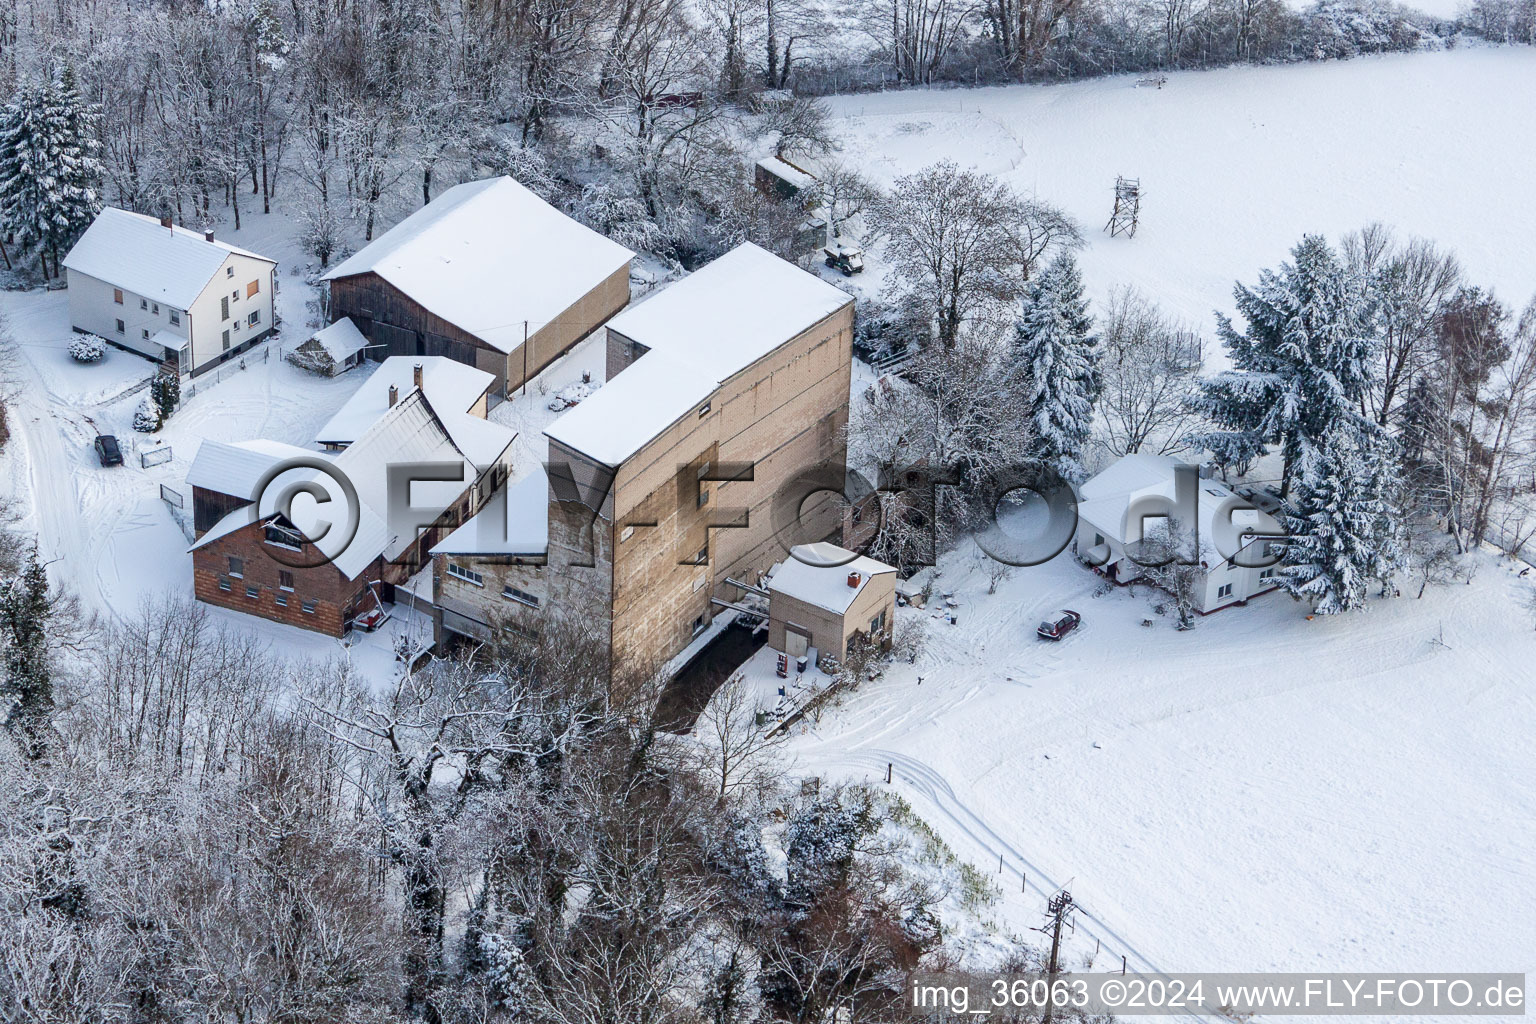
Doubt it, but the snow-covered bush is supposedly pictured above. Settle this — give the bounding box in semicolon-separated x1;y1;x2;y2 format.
546;379;597;411
150;370;179;420
132;394;161;433
69;333;107;362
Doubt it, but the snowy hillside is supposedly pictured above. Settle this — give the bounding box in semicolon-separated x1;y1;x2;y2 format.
826;47;1536;350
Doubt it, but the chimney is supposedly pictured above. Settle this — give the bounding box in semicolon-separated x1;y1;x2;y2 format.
388;384;399;408
412;363;424;389
846;571;862;589
159;214;173;230
204;229;215;243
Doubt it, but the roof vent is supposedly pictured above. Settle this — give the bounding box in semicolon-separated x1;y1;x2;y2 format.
847;571;861;589
388;384;399;408
413;362;424;388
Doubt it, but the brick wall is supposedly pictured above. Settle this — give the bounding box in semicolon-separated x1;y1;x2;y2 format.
192;519;382;637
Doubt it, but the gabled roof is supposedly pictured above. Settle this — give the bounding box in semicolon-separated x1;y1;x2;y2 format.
64;207;274;308
768;543;896;615
308;317;371;361
544;243;852;467
186;439;323;500
321;177;634;354
1076;455;1283;564
431;465;549;557
314;356;512;468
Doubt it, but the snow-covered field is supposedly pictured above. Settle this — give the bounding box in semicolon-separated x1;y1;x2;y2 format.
776;538;1536;1019
827;46;1536;344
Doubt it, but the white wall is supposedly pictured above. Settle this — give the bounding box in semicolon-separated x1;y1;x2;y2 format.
185;252;276;372
67;250;276;375
66;268;185;361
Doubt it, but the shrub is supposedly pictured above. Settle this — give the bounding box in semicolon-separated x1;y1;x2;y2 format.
69;333;107;362
132;394;161;433
150;370;180;420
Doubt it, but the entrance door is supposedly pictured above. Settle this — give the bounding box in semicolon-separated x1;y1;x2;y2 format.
785;628;809;659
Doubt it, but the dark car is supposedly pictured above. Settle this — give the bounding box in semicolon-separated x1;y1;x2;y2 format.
93;434;123;466
1036;609;1081;641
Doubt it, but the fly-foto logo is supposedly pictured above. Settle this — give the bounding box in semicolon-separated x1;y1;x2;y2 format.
241;456;1288;572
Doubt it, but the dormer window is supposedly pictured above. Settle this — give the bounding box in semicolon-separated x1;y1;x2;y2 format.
263;520;303;550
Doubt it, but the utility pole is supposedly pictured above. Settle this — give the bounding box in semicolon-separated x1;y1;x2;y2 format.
1038;890;1075;1024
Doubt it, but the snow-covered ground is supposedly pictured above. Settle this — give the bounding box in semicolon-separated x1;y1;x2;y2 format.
826;46;1536;345
0;209;613;679
766;531;1536;1018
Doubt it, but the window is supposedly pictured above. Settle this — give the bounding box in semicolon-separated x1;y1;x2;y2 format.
226;266;234;278
1094;533;1105;547
217;576;232;592
870;610;886;634
231;289;239;302
502;585;540;608
113;288;124;304
698;401;711;418
275;593;288;607
142;328;151;339
247;280;260;298
169;309;181;326
248;310;261;327
115;319;125;334
151;303;159;315
301;599;316;614
222;330;231;350
278;570;294;592
264;521;303;549
245;584;259;599
1217;583;1234;599
140;297;148;310
697;488;709;509
228;556;244;578
695;543;708;565
1259;568;1276;581
447;562;484;587
221;296;230;320
691;614;708;636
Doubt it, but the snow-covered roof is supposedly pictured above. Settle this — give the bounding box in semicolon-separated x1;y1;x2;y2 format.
63;207;274;308
1076;455;1282;564
431;465;549;557
756;156;817;190
309;317;370;361
768;543;897;615
189;391;497;577
544;243;852;466
186;439;323;499
315;356;513;470
321;177;634;354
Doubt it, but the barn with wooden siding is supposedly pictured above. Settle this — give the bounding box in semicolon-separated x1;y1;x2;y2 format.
322;176;634;395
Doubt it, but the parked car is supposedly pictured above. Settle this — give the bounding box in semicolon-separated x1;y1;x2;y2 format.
823;245;865;276
1036;609;1081;641
93;434;123;466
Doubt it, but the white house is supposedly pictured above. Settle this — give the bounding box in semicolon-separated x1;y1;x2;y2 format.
62;208;277;376
1074;454;1287;614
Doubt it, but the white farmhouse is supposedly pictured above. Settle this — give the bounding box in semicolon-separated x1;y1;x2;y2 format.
62;208;277;376
1074;454;1287;614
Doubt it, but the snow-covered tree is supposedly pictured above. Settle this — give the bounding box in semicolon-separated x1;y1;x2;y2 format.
1095;286;1205;457
132;394;162;433
1192;234;1377;494
150;370;180;422
0;69;102;278
1014;253;1099;483
0;547;54;760
1280;426;1405;614
68;334;106;362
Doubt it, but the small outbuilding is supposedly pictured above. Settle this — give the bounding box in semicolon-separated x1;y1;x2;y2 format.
287;317;371;376
767;542;897;669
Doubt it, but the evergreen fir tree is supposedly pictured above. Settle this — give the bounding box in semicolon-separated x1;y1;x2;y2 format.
151;369;180;420
1280;426;1404;614
1192;234;1377;493
0;68;103;278
0;547;55;759
1013;253;1099;483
